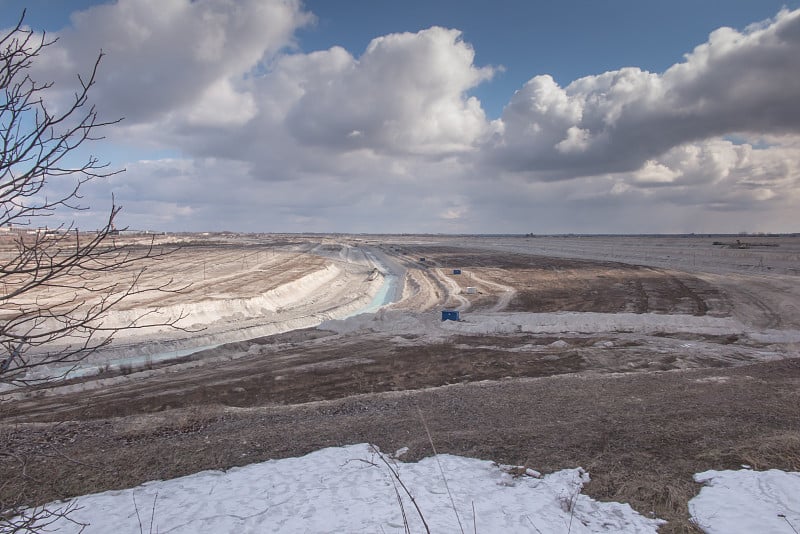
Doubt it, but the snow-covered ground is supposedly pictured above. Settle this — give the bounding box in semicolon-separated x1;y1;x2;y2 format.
689;468;800;534
7;236;800;532
22;444;665;533
321;308;800;347
20;444;800;533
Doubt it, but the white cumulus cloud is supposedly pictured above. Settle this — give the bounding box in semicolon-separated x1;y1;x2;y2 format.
25;1;800;233
488;8;800;178
284;27;494;155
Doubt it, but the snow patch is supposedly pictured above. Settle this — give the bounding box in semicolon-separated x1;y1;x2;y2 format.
689;469;800;534
20;444;665;533
693;376;730;383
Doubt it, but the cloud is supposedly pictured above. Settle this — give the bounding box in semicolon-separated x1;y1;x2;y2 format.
28;2;800;233
37;0;312;124
284;27;494;155
489;8;800;178
40;8;494;157
81;154;481;233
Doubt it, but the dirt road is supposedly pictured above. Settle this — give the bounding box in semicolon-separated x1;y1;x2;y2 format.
2;234;799;533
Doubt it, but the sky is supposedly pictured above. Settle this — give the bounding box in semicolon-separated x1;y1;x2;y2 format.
2;0;800;234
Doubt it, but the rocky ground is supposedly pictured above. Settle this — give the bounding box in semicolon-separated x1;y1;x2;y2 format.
2;234;799;533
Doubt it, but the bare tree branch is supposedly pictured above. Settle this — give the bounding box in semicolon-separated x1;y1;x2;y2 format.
1;11;186;531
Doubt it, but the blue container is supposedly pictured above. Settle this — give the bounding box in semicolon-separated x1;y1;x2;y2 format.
452;269;461;275
441;310;460;322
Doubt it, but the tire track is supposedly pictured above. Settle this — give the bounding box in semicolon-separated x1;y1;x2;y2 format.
465;271;517;312
434;268;470;311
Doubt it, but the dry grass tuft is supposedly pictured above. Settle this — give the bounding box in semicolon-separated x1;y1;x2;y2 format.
697;432;800;471
585;466;703;534
737;433;800;471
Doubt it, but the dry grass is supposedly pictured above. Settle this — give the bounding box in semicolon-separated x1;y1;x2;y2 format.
2;345;798;533
584;464;704;533
737;433;800;471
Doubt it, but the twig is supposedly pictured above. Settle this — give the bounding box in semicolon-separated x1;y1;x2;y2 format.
779;514;799;534
416;405;465;534
368;444;430;534
525;514;544;534
472;501;477;534
567;490;579;534
133;492;143;534
46;443;106;469
390;476;411;534
149;491;159;534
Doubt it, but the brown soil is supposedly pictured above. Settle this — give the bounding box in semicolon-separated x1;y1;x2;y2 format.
399;245;732;316
2;357;799;533
2;242;799;533
3;323;774;424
